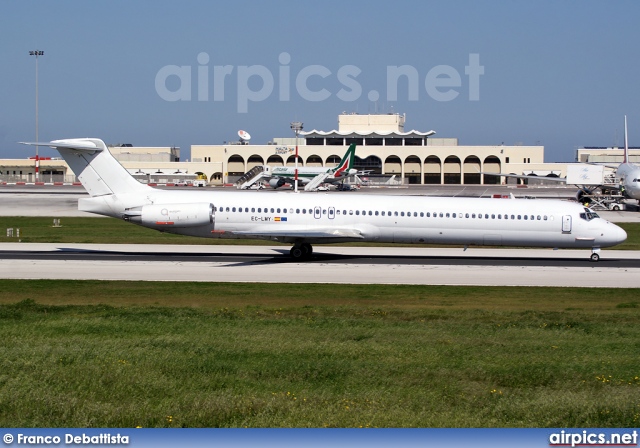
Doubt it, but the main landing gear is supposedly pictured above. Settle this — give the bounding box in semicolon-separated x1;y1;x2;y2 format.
290;243;313;259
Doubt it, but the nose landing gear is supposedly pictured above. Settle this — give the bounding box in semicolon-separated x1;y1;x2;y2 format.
590;248;600;262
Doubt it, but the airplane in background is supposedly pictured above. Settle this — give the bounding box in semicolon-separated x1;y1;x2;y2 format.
611;116;640;202
22;138;627;261
482;117;640;207
239;143;357;190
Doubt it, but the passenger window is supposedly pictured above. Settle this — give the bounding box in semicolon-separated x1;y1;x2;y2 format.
302;209;307;214
511;215;515;220
517;215;521;220
356;211;360;215
537;215;541;220
271;208;275;213
420;212;424;217
491;214;495;219
472;214;476;218
446;213;450;218
394;211;398;216
369;211;373;216
349;210;353;215
401;212;405;217
296;209;300;214
465;213;469;218
524;215;528;220
530;215;534;220
485;214;489;219
381;211;385;216
226;207;230;212
544;216;547;220
323;209;327;214
375;211;379;216
427;212;431;217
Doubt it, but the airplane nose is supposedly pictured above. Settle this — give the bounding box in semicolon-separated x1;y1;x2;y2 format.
615;225;628;245
607;223;627;246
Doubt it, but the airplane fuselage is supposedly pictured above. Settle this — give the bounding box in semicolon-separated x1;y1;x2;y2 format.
266;166;353;185
615;163;640;200
80;189;626;250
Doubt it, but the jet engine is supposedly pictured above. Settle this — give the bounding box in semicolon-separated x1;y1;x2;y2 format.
124;203;214;228
575;188;592;206
268;178;286;189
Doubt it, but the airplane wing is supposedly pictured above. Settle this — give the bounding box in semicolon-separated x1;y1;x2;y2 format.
232;226;364;240
480;171;567;183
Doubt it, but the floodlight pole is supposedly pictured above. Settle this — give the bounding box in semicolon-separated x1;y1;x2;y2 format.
290;121;303;193
29;50;44;181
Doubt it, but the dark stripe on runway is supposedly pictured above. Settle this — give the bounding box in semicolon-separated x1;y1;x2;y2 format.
1;249;639;268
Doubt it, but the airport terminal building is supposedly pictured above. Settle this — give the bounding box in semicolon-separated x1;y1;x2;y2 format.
0;113;609;186
191;113;553;185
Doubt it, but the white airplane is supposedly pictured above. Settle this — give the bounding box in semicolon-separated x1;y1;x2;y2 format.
22;138;627;261
612;116;640;202
484;117;640;205
260;143;357;189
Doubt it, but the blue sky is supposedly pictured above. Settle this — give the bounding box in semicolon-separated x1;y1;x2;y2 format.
2;0;639;162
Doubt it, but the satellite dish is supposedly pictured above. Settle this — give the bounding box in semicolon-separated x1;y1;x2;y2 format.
238;130;251;141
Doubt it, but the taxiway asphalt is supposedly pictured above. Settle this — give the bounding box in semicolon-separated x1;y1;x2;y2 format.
1;243;638;288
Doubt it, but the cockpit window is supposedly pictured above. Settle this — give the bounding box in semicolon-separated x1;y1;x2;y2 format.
580;209;599;221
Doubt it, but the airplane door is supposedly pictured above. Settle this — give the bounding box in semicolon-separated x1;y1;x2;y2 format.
314;206;321;219
328;207;335;219
562;215;572;233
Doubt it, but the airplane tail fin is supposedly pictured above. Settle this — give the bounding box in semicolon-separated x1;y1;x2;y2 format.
333;143;356;175
623;115;629;164
21;138;150;197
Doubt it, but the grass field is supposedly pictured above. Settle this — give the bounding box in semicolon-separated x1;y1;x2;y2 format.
1;216;640;250
1;217;638;427
0;281;638;428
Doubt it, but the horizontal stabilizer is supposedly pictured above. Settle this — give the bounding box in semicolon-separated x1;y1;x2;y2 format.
20;139;103;153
